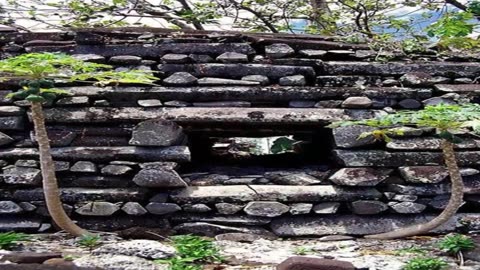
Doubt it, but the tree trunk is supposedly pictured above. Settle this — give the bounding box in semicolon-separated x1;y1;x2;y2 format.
365;139;464;239
309;0;335;31
30;102;89;237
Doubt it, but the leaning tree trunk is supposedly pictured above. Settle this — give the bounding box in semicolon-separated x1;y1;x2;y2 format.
365;139;465;239
30;102;89;237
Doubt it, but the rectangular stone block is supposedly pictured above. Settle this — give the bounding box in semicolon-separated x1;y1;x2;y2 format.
13;188;148;202
0;116;24;130
0;217;42;232
170;186;257;203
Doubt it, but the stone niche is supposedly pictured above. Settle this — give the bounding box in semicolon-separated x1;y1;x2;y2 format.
0;28;479;237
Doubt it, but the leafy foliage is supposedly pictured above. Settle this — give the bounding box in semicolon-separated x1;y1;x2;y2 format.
0;232;31;250
77;234;101;250
438;234;476;255
156;235;223;270
403;257;448;270
270;137;298;154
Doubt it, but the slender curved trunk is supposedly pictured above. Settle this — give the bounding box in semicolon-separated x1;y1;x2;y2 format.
365;139;464;239
30;102;89;237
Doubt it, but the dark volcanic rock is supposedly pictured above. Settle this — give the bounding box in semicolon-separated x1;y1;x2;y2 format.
161;53;190;64
75;202;120;216
13;188;148;202
389;202;426;214
332;125;377;148
133;168;187;187
279;75;306;86
265;171;322;185
0;131;14;146
398;166;449;184
328;168;392;186
145;202;181;215
243;201;289;217
3;166;42;185
173;222;272;237
312;202;341;214
162;72;198;86
265;43;295;58
129;119;185;146
277;257;355;270
350;200;388;215
216;52;249;63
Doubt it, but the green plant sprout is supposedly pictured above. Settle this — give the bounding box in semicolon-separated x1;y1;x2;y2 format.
0;232;31;250
438;234;475;266
329;103;480;239
77;234;102;251
0;52;157;237
403;257;448;270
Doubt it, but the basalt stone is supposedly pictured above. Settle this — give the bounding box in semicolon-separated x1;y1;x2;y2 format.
162;72;198;86
215;203;245;215
56;96;89;106
193;101;252;107
146;202;181;215
13;188;148;202
93;240;176;259
15;159;38;168
72;54;105;63
35;202;73;217
313;202;341;214
332;125;377;148
392;194;418;202
31;129;77;147
277;257;355;270
161;54;190;64
289;203;313;215
170;214;271;225
398;166;449;184
265;43;295;58
328;168;392;186
299;49;327;58
18;202;37;212
243;201;289;217
109;55;142;65
74;254;166;270
289;100;316;108
0;201;23;214
121;202;148;216
341;96;372;108
389;202;426;214
429;195;452;210
133;168;187;188
94;100;110;106
149;193;169;203
182;203;212;213
137;99;162;107
130;119;185;146
422;97;456;106
217;52;248;63
189;54;214;63
386;183;450;195
398;99;422;109
350;200;388;215
0;159;8;168
0;116;24;130
399;72;433;87
314;100;343;108
173;222;272;237
279;75;306;86
241;75;270;85
70;161;97;173
0;217;42;232
3;166;42;185
140;161;178;170
170;186;256;204
461;168;480;176
60;175;128;188
75;202;120;216
454;77;473;84
215;233;275;242
163;100;191;107
0;106;23;116
101;165;133;176
265;171;322;185
197;78;260;86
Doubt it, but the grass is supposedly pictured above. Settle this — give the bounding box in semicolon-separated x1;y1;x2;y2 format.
403;257;448;270
293;246;314;255
156;235;223;270
77;234;101;251
0;232;31;250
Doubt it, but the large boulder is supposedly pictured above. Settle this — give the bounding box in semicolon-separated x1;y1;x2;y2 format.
129;119;186;146
132;168;187;188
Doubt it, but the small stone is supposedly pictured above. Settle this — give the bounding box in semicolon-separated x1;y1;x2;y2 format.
163;100;191;107
399;166;449;184
0;201;23;214
428;195;451;210
38;223;52;233
0;132;14;146
93;240;176;259
312;202;341;214
163;72;198;86
389;202;426;213
182;203;212;213
244;201;289;217
289;203;313;215
70;161;97;173
329;168;392;186
101;165;133;176
130;119;185;146
54;161;70;172
382;79;399;86
111;161;138;166
0;106;24;116
314;100;343;108
15;160;38;168
399;72;433;87
0;160;8;168
94;100;110;106
398;99;422;109
217;52;248;63
350;200;388;215
149;193;169;203
138;99;162;107
299;50;327;58
3;166;42;185
265;171;322;185
392;194;418;202
161;54;190;64
197;78;260;86
429;76;450;84
121;202;148;216
215;233;273;242
140;162;178;170
289;101;316;108
75;202;120;216
189;54;214;63
318;235;355;242
241;75;270;86
74;254;167;270
455;78;473;84
215;203;244;215
355;50;376;59
279;75;306;86
341;97;372;108
56;96;89;106
72;54;105;63
461;168;480;176
422;97;457;106
133;168;187;188
265;43;295;58
146;203;181;215
18;202;37;212
277;257;355;270
109;55;142;65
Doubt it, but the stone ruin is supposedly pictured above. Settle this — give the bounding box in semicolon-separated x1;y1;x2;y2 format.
0;27;479;237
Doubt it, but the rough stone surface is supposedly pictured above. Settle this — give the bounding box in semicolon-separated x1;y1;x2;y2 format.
398;166;449;184
101;165;133;176
241;75;270;85
265;43;295;58
0;201;23;214
217;52;249;63
3;166;42;185
182;203;212;213
0;132;14;146
137;99;162;107
162;72;197;86
121;202;148;216
197;77;260;86
277;257;355;270
341;97;372;108
243;201;289;217
171;186;257;203
299;49;327;58
75;202;120;216
74;254;167;270
70;161;97;173
350;200;388;215
329;168;392;186
129;119;185;146
265;171;322;185
174;222;271;237
145;202;181;215
313;202;341;214
389;202;426;214
279;75;306;86
215;233;273;242
133;168;187;187
289;203;313;215
93;240;176;259
161;53;190;64
215;203;245;215
109;55;142;65
333;125;377;148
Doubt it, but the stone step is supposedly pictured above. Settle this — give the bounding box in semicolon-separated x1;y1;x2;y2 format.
0;146;190;162
42;107;352;126
0;217;42;232
13;188;148;202
435;84;480;94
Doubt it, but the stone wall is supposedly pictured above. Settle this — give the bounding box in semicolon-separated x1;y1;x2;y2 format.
0;27;479;237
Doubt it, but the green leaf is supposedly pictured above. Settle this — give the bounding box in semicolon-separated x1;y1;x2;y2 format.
25;94;45;103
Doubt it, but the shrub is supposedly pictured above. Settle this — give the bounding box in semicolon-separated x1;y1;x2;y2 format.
403;257;448;270
438;234;476;255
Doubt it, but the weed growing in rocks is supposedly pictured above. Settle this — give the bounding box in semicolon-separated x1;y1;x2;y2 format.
156;235;223;270
77;234;101;251
0;232;30;250
394;247;428;256
403;257;448;270
293;246;314;255
438;234;475;266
